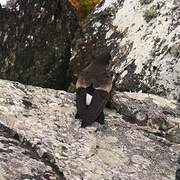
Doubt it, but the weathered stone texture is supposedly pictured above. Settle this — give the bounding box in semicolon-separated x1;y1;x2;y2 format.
0;79;179;179
111;91;180;143
70;0;180;100
0;126;60;180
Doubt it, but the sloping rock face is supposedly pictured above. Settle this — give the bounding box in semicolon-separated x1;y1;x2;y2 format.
70;0;180;101
0;126;60;180
111;91;180;143
0;0;79;90
0;79;179;179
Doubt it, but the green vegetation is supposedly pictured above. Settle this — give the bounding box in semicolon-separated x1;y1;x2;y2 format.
140;0;153;5
170;43;180;57
69;0;101;20
143;6;157;23
80;1;96;19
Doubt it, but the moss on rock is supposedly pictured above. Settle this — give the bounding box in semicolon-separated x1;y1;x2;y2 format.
143;6;157;23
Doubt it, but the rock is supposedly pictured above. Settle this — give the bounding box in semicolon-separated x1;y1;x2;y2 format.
0;0;79;90
111;91;180;143
0;126;61;180
70;0;180;101
0;79;179;179
176;156;180;180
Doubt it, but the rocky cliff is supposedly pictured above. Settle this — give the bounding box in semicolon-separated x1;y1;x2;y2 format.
70;0;180;101
0;0;79;90
0;0;180;179
0;79;179;179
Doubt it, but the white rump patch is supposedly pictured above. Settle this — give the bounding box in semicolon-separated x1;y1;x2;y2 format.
86;93;93;106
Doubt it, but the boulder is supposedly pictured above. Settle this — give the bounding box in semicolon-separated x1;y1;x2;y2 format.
0;126;61;180
70;0;180;101
0;0;79;90
0;79;179;179
111;91;180;143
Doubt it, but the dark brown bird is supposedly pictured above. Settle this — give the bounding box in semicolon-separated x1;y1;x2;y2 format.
75;52;112;128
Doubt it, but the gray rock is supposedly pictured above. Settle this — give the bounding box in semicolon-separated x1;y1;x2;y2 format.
111;91;180;143
0;126;60;180
0;79;179;179
0;0;79;90
70;0;180;101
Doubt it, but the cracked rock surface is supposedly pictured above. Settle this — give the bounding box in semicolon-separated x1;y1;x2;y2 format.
0;126;59;180
0;79;179;179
